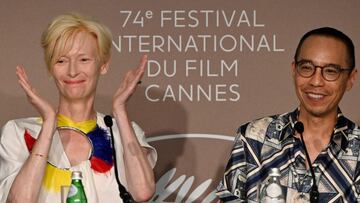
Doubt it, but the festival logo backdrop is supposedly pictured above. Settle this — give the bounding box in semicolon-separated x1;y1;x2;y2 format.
1;1;360;202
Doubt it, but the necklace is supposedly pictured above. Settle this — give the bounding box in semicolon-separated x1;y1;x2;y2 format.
57;114;96;134
56;113;114;173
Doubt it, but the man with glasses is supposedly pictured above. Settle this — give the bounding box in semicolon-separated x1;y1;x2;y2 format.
216;27;358;202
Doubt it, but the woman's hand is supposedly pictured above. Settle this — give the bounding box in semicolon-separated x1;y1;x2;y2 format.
8;66;58;202
112;55;147;113
16;65;56;122
111;56;155;201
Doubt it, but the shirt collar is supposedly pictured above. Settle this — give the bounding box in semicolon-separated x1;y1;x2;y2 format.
282;107;350;151
332;110;350;151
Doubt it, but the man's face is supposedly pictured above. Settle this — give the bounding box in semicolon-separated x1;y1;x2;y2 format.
292;35;357;118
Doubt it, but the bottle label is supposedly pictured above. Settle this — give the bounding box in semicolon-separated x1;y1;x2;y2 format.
67;185;78;198
266;183;282;198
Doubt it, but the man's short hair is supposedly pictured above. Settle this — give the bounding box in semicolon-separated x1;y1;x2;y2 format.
294;27;355;70
41;13;112;71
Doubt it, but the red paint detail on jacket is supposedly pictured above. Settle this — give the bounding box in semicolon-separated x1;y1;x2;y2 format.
90;156;112;173
24;129;36;152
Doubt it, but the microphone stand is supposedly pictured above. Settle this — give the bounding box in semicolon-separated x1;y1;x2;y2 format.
294;121;319;203
104;115;135;203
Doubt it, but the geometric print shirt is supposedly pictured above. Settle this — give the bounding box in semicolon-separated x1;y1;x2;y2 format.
216;108;360;203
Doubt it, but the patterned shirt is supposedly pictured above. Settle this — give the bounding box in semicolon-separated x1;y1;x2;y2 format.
216;108;360;203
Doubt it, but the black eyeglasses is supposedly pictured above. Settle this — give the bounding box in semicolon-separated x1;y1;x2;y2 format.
295;60;352;81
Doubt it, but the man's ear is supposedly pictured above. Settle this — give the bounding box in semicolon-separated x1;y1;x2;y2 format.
291;61;296;78
346;68;358;91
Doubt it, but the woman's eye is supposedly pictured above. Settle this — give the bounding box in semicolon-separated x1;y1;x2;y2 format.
80;58;91;62
56;58;68;64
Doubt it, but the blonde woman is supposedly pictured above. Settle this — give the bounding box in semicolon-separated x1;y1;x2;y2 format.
0;13;156;203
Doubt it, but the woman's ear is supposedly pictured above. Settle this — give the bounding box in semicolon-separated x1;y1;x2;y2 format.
100;61;110;75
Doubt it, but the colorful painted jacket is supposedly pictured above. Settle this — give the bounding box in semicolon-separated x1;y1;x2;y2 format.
0;112;157;203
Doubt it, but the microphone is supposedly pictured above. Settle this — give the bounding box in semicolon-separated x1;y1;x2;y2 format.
104;115;134;203
104;115;113;128
294;121;319;203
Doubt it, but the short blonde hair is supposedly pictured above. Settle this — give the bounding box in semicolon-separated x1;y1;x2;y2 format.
41;13;112;70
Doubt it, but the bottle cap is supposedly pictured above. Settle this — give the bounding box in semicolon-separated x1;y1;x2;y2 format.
269;168;281;177
71;171;83;180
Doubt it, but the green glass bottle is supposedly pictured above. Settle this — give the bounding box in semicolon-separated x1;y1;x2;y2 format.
66;171;87;203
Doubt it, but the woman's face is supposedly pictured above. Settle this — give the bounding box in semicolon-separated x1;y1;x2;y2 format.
51;31;108;101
